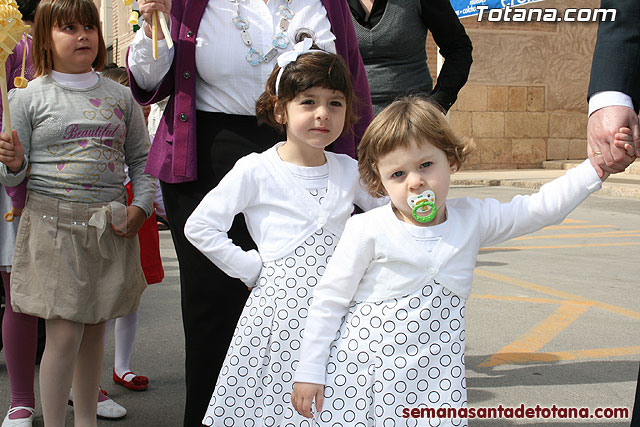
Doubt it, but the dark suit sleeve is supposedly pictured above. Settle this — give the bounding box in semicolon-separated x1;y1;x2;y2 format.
421;0;473;112
588;0;640;113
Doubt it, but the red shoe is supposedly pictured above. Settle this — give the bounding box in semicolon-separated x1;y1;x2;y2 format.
113;368;149;391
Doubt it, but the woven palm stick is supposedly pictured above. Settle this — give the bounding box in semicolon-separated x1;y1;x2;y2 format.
158;12;172;49
152;10;157;59
14;33;28;88
0;0;29;133
0;65;10;133
151;11;172;60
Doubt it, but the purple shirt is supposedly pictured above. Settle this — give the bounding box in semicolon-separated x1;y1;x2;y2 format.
128;0;373;184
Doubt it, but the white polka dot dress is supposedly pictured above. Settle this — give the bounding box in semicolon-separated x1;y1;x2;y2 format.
202;189;337;427
317;280;467;427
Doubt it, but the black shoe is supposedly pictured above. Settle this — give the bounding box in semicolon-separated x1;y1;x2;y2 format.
157;216;169;231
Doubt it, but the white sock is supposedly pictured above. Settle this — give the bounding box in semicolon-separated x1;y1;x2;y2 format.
113;310;139;380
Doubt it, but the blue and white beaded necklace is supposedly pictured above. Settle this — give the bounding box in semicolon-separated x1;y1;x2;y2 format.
230;0;295;66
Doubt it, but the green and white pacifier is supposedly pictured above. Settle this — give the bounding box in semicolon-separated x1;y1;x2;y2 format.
407;190;437;223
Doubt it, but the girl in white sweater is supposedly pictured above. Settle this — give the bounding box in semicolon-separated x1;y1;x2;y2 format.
291;97;635;426
184;39;384;427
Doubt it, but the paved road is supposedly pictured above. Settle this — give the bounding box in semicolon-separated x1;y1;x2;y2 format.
452;185;639;426
1;184;638;426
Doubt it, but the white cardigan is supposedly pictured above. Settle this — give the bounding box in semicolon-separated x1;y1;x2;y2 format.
295;160;602;384
184;143;385;286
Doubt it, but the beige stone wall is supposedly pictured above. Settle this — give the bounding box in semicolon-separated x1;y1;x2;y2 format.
110;0;136;65
447;0;601;169
450;83;590;169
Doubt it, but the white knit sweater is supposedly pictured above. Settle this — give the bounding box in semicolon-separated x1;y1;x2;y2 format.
295;160;603;384
184;142;385;286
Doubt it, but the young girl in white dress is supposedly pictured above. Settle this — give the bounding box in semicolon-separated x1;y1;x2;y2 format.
184;38;385;427
292;97;635;427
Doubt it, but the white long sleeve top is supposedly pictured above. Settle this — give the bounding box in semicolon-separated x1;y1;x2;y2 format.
184;142;385;286
295;160;603;384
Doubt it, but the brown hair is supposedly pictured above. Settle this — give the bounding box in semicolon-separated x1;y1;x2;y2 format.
18;0;40;22
101;66;129;87
255;48;357;135
358;96;475;197
32;0;106;76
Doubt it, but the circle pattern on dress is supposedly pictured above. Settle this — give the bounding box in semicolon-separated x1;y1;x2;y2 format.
317;280;468;427
202;189;339;427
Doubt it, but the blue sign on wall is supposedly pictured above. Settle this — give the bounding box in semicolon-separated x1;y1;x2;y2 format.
451;0;544;18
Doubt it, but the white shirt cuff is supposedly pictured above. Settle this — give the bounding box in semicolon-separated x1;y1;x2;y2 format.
127;25;174;92
294;362;327;385
588;91;634;116
577;159;605;189
243;250;263;287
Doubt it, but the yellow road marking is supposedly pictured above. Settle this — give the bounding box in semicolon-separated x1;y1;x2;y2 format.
478;352;558;366
512;230;640;241
549;345;640;361
560;219;587;223
474;217;640;368
543;224;614;230
480;241;640;251
478;302;591;367
474;269;640;321
471;294;592;306
478;346;640;367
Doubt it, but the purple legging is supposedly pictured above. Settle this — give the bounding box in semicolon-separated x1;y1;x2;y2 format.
1;271;37;409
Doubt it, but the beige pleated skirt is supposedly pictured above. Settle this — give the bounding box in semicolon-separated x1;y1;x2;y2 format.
10;191;147;324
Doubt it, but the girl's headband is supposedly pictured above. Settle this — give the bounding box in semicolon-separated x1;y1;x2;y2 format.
275;37;323;95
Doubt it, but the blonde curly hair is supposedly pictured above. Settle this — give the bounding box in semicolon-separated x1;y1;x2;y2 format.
358;96;474;197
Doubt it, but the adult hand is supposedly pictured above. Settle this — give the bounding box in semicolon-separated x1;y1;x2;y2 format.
291;382;324;418
112;205;147;238
0;130;25;173
587;106;640;176
138;0;171;39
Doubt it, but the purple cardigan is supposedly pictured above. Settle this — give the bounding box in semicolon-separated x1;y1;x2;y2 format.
127;0;373;184
2;36;34;209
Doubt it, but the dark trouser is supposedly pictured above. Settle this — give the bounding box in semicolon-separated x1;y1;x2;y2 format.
160;112;282;427
632;363;639;426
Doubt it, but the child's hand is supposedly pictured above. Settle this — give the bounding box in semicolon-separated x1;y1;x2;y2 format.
0;131;25;173
596;127;636;181
291;382;324;418
112;205;146;238
613;127;636;157
3;207;22;222
10;207;22;217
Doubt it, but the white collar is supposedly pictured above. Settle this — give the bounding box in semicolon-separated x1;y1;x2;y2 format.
50;69;99;89
264;142;341;216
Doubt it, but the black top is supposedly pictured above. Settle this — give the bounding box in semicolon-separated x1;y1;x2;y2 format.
349;0;387;29
347;0;473;112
